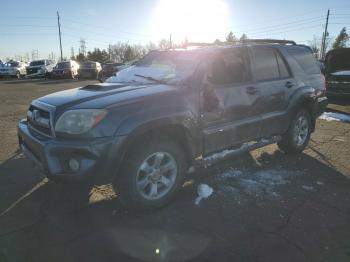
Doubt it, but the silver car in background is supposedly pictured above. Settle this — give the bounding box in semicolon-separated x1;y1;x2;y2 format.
0;61;27;78
26;59;56;78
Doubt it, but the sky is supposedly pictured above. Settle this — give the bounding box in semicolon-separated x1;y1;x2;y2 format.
1;0;350;60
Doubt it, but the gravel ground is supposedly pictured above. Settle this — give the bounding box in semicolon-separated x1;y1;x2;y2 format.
0;79;350;262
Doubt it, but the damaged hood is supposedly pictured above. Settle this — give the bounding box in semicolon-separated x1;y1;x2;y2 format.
37;82;180;111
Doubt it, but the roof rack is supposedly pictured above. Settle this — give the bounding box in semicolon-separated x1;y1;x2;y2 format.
186;39;297;47
238;39;296;45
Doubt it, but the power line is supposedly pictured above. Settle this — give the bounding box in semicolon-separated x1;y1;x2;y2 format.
61;25;151;42
0;24;56;28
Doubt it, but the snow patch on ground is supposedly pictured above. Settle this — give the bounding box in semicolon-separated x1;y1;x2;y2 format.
302;185;315;191
221;168;243;178
331;70;350;76
195;184;214;205
187;166;196;174
319;112;350;123
316;181;324;186
216;168;303;201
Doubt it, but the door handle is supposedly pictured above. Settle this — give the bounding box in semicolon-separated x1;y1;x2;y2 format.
246;86;257;95
285;81;294;88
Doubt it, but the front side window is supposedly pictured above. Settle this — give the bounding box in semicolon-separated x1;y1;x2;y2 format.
208;49;250;85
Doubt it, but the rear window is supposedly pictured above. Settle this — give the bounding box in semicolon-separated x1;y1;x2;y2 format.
252;48;280;81
287;47;320;75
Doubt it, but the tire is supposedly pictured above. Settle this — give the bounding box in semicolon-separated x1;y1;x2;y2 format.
70;71;74;79
278;109;312;154
114;139;186;210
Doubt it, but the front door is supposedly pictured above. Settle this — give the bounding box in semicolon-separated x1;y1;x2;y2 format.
200;47;262;155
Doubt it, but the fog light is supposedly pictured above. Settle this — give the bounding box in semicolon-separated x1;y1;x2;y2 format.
68;158;80;172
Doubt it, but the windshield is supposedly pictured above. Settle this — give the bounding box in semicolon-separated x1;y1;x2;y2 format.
106;51;200;84
30;60;45;66
5;61;19;67
82;62;96;69
56;62;70;69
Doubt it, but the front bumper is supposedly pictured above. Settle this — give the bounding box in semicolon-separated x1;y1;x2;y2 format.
0;72;17;76
326;82;350;95
18;119;126;184
316;96;328;116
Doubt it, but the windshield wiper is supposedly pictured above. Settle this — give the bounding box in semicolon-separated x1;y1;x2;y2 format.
134;74;169;84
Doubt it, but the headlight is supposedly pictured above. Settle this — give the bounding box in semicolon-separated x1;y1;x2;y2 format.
55;109;107;135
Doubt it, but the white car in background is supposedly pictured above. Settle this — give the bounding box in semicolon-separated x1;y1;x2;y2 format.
26;59;56;78
0;61;27;78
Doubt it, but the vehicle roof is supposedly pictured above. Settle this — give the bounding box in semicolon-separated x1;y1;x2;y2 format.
154;41;310;54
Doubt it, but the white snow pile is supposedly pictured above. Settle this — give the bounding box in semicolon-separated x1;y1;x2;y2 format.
331;70;350;76
216;168;303;200
319;112;350;123
301;185;315;191
195;184;214;205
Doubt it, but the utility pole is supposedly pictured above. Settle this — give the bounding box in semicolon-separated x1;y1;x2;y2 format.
169;34;172;48
57;11;63;61
321;9;330;60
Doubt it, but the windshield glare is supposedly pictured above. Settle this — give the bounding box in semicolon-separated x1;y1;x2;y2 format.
106;51;200;84
6;62;19;67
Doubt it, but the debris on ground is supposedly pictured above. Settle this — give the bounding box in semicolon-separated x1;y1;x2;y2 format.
195;184;214;205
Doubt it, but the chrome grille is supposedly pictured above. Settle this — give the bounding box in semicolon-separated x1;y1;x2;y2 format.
27;101;55;137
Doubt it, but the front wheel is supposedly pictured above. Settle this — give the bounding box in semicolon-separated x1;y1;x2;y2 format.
278;109;312;154
114;139;186;209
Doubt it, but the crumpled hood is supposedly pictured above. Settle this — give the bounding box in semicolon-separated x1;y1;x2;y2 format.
37;82;179;111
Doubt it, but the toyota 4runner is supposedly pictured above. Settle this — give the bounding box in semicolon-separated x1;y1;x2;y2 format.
18;40;328;209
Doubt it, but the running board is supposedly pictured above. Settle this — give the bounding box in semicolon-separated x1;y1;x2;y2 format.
202;136;282;167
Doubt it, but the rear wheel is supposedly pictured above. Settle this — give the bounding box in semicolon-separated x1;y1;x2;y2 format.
114;139;186;209
278;109;311;154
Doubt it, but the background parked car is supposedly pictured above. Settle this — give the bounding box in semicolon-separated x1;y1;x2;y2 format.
51;60;80;79
26;59;56;78
98;62;124;82
0;61;27;78
78;61;102;79
324;48;350;96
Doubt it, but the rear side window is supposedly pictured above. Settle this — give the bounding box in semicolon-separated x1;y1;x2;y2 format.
252;48;280;81
287;47;320;75
275;51;291;78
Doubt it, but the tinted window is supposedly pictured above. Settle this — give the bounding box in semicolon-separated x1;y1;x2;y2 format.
275;51;290;78
287;47;320;74
29;60;45;66
252;48;279;81
209;49;250;85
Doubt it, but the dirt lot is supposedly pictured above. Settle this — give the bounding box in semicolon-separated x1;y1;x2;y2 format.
0;79;350;262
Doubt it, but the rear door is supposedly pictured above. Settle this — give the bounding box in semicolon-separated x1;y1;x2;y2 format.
201;47;262;154
250;46;294;137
